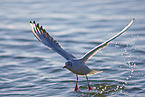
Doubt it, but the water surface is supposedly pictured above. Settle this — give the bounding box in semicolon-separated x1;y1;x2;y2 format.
0;0;145;97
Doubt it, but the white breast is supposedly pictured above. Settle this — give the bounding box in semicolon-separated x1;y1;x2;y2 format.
68;59;91;75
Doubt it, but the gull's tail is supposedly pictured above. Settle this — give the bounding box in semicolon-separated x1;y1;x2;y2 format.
87;69;103;75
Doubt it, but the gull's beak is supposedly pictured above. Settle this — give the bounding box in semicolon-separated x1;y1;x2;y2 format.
63;66;66;69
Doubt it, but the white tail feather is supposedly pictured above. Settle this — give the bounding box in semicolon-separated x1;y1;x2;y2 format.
87;69;103;75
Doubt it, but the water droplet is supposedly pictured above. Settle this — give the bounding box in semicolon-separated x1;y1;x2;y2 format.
116;85;119;90
99;91;103;94
120;90;123;93
104;86;107;90
131;68;134;73
93;87;96;89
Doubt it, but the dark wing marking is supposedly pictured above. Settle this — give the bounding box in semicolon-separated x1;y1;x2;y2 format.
30;21;76;60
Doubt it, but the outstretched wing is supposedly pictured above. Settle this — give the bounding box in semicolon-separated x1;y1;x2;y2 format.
81;18;134;63
30;21;76;60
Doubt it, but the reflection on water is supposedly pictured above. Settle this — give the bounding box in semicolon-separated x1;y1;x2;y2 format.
0;0;145;97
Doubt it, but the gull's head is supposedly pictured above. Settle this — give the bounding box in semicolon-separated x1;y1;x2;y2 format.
63;61;73;69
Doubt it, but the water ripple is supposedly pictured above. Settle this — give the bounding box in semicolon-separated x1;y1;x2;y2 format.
0;0;145;96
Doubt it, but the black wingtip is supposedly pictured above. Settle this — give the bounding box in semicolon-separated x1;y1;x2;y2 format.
40;26;43;29
37;23;39;27
44;29;46;32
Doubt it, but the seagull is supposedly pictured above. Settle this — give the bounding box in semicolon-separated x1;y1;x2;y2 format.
30;18;134;91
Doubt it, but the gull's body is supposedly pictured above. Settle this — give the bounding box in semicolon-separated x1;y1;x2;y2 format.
66;59;90;75
30;19;134;91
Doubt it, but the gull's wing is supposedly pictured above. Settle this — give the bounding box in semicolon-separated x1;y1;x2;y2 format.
81;18;134;63
30;21;76;60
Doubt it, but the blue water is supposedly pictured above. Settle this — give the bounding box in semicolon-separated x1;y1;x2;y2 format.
0;0;145;96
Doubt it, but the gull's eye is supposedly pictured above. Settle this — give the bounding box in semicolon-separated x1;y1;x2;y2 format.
68;62;72;67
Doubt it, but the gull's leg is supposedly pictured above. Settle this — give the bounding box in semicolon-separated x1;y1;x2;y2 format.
74;75;78;91
86;75;91;90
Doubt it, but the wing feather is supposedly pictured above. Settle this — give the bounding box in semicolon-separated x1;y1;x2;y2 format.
30;21;76;60
81;18;134;63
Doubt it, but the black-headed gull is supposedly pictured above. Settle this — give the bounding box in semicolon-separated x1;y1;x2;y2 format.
30;18;134;91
